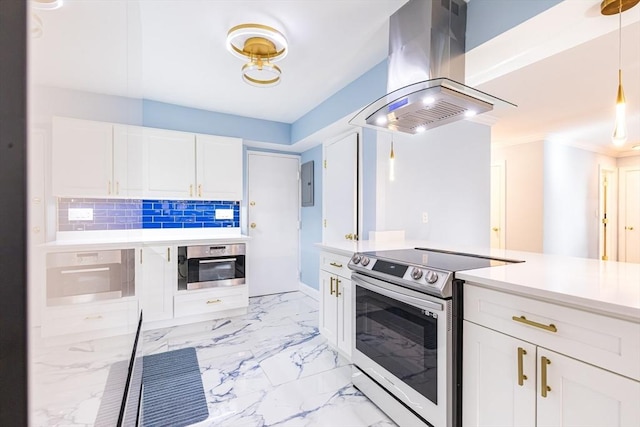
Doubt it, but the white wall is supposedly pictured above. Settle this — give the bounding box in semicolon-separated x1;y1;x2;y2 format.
543;142;617;259
492;141;544;252
375;120;491;248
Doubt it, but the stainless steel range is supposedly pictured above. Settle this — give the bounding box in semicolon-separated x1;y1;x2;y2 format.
348;248;522;427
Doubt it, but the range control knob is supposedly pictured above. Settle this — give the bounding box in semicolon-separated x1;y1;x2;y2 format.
351;254;362;264
411;267;423;280
425;270;439;284
361;256;370;266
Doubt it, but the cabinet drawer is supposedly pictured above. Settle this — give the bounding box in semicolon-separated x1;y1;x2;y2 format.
174;285;248;318
320;251;352;278
464;284;640;380
42;299;139;337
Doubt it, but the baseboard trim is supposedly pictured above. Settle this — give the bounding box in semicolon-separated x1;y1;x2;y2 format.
299;282;319;301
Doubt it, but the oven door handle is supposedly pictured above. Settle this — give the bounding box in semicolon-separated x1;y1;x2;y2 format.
60;267;111;275
352;274;443;312
198;258;236;264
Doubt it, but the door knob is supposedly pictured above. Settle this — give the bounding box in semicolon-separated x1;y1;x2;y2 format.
250;223;257;229
250;201;256;206
626;226;635;231
492;227;500;232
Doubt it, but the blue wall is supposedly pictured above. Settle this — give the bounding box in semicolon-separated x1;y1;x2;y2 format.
299;145;323;290
142;100;291;144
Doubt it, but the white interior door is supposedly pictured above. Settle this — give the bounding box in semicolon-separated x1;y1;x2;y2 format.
490;161;506;249
323;132;359;242
598;167;618;261
247;152;300;297
619;166;640;263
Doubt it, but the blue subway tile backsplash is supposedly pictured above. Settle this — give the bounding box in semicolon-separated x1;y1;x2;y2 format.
58;198;240;231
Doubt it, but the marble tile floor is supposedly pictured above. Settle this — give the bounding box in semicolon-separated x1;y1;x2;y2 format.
31;291;397;426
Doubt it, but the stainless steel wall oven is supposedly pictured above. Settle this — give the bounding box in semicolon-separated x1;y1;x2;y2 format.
177;243;246;290
46;249;135;306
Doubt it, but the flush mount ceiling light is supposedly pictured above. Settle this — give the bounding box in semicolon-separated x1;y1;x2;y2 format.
601;0;639;146
31;0;64;10
226;23;288;87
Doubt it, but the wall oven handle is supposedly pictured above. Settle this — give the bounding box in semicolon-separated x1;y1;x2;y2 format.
61;267;110;275
352;274;443;312
198;258;236;264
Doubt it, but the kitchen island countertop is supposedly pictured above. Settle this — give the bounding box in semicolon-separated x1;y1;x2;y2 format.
317;240;640;322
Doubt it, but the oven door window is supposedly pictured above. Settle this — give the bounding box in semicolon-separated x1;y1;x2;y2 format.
355;285;439;405
188;257;239;283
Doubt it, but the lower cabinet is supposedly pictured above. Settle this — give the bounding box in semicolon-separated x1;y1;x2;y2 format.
463;284;640;427
139;245;176;322
319;251;353;359
41;299;139;338
174;285;248;318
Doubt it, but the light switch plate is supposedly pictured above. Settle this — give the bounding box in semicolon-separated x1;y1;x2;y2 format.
215;209;234;220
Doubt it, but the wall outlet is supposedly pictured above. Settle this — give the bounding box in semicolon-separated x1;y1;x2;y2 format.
422;212;428;223
215;209;234;220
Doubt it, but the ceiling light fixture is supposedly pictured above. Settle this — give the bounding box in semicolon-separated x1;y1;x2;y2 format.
601;0;639;146
31;0;63;10
226;23;288;88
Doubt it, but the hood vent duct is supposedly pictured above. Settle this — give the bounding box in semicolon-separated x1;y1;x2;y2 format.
350;0;515;135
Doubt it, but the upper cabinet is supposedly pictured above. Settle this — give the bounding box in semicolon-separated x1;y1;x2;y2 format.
52;117;243;200
52;117;114;197
196;134;243;201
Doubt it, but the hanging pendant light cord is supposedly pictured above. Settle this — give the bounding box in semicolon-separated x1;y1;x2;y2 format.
618;0;622;84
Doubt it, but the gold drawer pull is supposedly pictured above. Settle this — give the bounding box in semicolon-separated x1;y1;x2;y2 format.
85;315;103;320
206;299;222;304
512;315;557;333
336;278;342;297
541;356;551;397
330;277;335;295
329;262;343;268
517;347;528;386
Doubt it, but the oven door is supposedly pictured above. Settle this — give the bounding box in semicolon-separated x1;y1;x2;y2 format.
352;273;451;427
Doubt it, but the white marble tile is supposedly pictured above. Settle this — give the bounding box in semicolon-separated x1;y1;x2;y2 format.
32;291;396;427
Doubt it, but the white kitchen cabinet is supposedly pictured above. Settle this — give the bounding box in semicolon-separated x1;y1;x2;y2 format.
174;285;248;318
143;127;196;198
139;245;176;322
52;117;244;201
196;134;243;200
319;250;353;359
463;284;640;427
52;116;114;197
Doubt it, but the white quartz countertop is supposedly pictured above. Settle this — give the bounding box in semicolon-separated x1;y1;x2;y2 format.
317;240;640;322
41;229;251;251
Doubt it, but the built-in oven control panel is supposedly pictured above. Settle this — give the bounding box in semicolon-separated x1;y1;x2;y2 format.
348;253;452;297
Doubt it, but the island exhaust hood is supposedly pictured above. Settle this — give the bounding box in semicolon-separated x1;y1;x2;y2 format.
350;0;515;135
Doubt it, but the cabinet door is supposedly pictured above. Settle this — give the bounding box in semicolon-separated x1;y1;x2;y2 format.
319;270;337;346
336;275;352;359
140;246;176;322
144;128;195;198
196;134;243;200
463;321;536;427
537;348;640;427
52;117;113;197
113;125;145;198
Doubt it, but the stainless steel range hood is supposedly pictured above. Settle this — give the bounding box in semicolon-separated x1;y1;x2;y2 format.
350;0;515;135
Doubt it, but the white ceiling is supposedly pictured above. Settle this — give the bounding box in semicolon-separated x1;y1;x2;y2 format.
29;0;640;155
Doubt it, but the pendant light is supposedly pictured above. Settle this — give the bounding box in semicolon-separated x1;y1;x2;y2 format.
601;0;639;146
389;140;395;182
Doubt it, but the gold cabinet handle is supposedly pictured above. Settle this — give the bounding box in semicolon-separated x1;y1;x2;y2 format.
336;278;342;297
189;184;193;197
330;276;335;295
329;262;343;268
167;247;170;262
140;249;143;264
250;201;256;206
198;184;202;197
512;315;557;333
517;347;528;386
116;181;119;195
626;226;635;231
84;315;103;320
541;356;551;397
345;233;353;240
250;222;257;229
206;299;222;304
492;227;499;232
108;180;112;195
